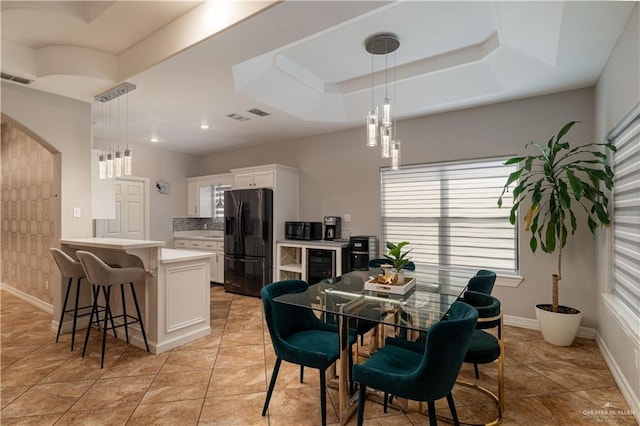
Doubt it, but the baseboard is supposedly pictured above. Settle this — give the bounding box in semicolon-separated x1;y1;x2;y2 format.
0;283;53;315
503;314;596;340
596;332;640;424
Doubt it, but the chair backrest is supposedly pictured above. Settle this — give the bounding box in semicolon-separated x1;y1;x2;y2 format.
467;269;496;294
461;290;501;330
76;250;114;286
261;280;324;355
368;258;416;271
408;301;478;401
50;248;85;279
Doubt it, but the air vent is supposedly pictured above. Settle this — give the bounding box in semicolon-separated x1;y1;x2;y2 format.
1;72;33;85
226;113;250;122
247;108;271;117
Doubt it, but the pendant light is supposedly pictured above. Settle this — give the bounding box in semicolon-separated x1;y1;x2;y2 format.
124;90;133;176
94;82;136;179
365;33;400;168
366;55;378;147
98;103;107;179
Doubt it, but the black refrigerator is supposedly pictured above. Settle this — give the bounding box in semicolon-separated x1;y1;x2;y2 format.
223;188;273;297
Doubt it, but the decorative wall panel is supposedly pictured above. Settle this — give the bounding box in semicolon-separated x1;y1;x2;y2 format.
1;123;54;304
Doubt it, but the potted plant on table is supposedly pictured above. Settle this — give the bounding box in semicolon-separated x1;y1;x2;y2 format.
498;121;616;346
384;241;413;284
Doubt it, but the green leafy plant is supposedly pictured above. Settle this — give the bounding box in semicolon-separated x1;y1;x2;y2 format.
385;241;413;272
498;121;616;313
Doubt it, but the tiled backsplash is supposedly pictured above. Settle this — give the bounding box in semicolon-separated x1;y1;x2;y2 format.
172;217;223;231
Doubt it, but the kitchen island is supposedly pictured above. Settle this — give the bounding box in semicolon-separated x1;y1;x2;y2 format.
59;238;212;354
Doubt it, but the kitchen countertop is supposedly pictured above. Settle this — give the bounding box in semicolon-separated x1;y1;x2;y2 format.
277;239;350;248
173;231;223;241
60;237;165;249
160;248;214;264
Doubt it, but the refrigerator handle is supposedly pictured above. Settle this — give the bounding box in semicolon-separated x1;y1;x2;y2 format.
238;200;244;241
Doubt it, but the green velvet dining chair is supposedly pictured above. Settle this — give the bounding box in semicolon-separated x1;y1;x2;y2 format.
467;269;497;294
261;279;356;426
458;290;504;424
352;301;478;426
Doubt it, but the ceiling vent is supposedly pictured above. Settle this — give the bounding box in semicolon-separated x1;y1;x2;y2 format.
226;113;250;122
1;72;33;85
247;108;271;117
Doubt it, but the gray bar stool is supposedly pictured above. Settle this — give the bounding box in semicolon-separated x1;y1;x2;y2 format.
50;248;96;351
76;250;149;368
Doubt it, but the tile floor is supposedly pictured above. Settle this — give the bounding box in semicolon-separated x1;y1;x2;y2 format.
1;285;637;425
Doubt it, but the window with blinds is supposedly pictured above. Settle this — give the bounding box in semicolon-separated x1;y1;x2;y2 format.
380;158;518;274
611;112;640;317
214;185;231;220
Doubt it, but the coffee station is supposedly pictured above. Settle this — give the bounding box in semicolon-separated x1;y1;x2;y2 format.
276;216;377;284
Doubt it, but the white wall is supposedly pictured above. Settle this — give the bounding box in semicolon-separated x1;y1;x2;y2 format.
198;88;600;327
126;143;198;243
1;82;92;239
594;3;640;417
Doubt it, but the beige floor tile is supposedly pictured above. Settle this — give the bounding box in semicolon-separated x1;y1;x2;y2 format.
214;345;265;368
174;329;223;351
220;327;265;347
0;345;40;367
200;392;269;425
141;369;211;404
267;386;338;426
0;413;62;425
69;374;155;411
101;347;169;378
207;364;266;397
0;385;30;409
0;359;64;387
527;357;616;391
54;406;135;426
1;380;93;418
160;349;217;373
128;399;203;426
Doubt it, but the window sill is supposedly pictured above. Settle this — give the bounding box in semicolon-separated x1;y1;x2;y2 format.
496;274;524;288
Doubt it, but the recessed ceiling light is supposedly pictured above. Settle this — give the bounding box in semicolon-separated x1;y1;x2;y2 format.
150;137;159;143
200;124;210;130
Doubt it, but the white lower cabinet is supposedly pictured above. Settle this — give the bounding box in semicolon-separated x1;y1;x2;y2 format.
174;239;224;283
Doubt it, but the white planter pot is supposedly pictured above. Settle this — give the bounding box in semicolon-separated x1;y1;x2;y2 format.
535;304;582;346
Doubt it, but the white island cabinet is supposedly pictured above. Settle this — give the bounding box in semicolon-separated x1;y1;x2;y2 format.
59;238;212;354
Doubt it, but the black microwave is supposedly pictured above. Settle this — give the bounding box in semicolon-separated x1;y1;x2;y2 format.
285;221;322;240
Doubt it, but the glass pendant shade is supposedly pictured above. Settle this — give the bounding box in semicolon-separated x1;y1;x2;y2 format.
366;108;378;147
107;152;114;178
115;151;123;177
124;149;133;176
382;98;392;127
98;154;106;179
391;140;401;170
381;126;391;158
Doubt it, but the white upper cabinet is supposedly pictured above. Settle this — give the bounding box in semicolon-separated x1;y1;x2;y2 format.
232;168;274;189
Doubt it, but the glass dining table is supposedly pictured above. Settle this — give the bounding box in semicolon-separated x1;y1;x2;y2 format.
273;267;472;425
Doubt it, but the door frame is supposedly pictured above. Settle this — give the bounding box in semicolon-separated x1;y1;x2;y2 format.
95;176;150;240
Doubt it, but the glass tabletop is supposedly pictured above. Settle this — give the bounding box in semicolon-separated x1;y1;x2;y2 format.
273;267;472;334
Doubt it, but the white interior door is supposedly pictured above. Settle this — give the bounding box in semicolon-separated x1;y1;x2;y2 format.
101;178;146;240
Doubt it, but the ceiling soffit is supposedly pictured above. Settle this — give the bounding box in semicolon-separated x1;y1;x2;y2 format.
233;1;575;124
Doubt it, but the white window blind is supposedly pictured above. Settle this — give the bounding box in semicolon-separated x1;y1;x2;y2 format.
611;112;640;317
214;185;231;220
380;158;518;274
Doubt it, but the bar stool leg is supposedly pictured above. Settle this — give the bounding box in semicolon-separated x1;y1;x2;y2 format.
102;287;118;338
82;284;100;358
120;283;130;343
100;285;112;369
69;277;83;351
56;277;73;344
129;282;149;352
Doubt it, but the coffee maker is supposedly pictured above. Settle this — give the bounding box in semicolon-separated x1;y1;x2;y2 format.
323;216;341;240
